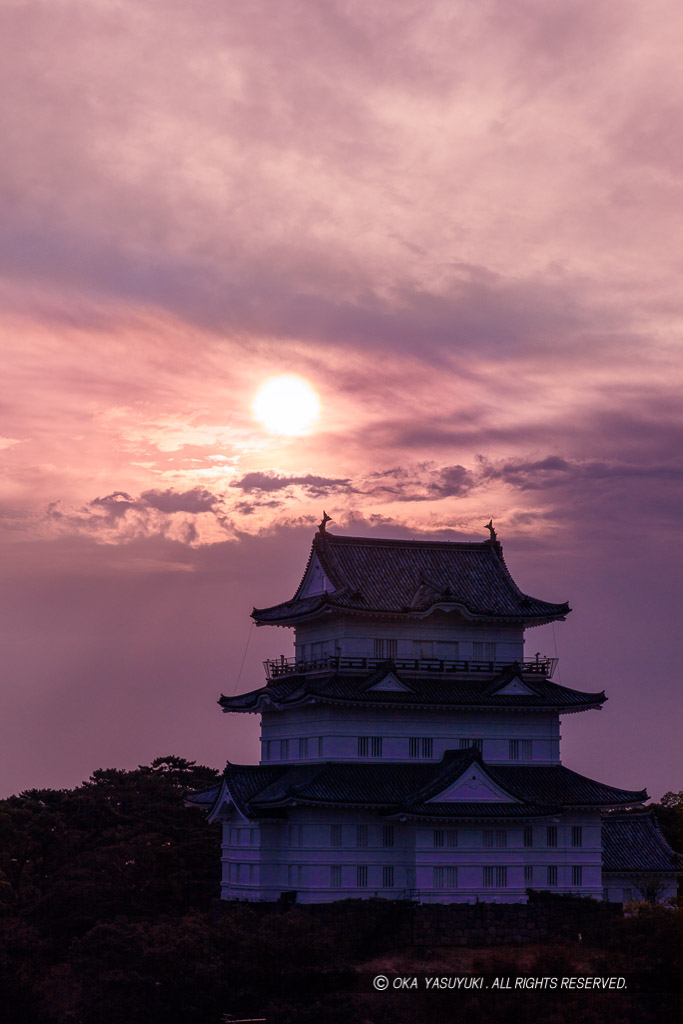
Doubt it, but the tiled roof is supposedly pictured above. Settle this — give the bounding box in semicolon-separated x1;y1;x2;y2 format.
485;765;647;807
602;813;683;872
219;665;605;714
208;752;645;818
252;530;570;625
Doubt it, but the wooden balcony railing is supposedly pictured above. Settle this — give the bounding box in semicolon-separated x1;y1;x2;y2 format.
263;654;558;680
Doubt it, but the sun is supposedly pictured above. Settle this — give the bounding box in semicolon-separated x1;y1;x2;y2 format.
252;375;321;436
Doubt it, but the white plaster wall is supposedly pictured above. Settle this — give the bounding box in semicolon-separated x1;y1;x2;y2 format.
219;809;603;903
288;613;525;663
259;707;561;764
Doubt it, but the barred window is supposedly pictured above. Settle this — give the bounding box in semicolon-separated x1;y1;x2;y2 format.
571;826;583;847
524;826;533;848
383;825;394;848
547;826;558;847
409;737;433;758
572;866;582;886
460;738;483;751
357;865;368;888
371;737;383;758
331;866;342;888
524;865;533;884
547;866;558;886
433;829;444;848
434;866;445;889
447;829;458;848
446;867;457;888
473;642;496;660
374;639;398;659
521;740;532;759
281;739;289;760
331;824;342;847
358;736;369;757
509;739;519;760
409;737;420;758
382;865;394;888
422;738;433;758
357;824;368;847
484;866;507;887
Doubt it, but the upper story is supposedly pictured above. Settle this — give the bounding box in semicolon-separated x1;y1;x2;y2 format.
252;519;570;670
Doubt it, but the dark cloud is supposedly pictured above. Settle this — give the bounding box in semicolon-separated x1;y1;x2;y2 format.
231;471;352;496
139;487;220;514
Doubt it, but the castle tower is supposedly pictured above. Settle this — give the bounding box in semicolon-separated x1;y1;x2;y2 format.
190;522;648;903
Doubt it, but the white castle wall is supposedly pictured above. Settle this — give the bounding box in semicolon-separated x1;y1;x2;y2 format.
219;808;603;904
259;707;561;764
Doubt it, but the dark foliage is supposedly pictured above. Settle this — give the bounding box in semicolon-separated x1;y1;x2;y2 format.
0;759;680;1024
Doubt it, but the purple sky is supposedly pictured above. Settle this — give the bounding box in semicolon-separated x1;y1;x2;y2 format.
1;1;681;800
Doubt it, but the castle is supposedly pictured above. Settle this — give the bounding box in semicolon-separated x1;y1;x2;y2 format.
189;520;679;904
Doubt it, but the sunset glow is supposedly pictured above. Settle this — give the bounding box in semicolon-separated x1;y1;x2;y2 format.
0;1;680;803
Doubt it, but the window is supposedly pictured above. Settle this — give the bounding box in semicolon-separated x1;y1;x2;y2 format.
509;740;519;760
410;737;434;758
383;825;394;848
357;865;368;888
459;738;483;751
524;826;533;848
331;825;342;847
483;866;507;887
433;829;444;848
382;866;394;888
357;824;368;847
473;642;496;661
447;829;458;848
374;639;398;659
433;866;457;888
572;866;582;886
281;739;289;760
359;736;382;758
331;866;342;888
446;867;457;888
521;740;532;760
547;866;558;886
483;830;507;848
299;738;308;759
524;865;533;884
547;826;558;847
571;826;583;848
434;867;444;888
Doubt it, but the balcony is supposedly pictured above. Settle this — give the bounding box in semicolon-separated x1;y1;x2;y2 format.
264;654;558;681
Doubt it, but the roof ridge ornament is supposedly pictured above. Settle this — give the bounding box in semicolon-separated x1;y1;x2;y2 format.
319;510;332;533
485;519;497;541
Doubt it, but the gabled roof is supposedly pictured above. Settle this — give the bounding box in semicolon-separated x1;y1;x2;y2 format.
194;751;646;821
252;529;570;626
219;663;605;715
602;813;683;873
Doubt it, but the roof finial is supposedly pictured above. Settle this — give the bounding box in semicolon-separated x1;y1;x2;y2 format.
485;519;497;541
319;510;332;533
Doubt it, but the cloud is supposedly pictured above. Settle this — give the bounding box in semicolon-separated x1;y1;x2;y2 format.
230;472;352;496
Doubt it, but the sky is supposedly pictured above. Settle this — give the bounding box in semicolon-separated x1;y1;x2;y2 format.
1;0;681;800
